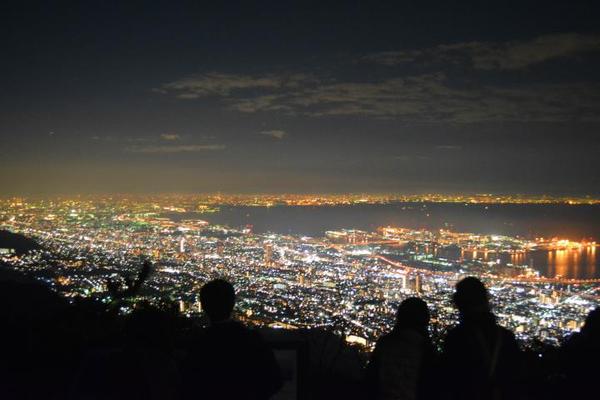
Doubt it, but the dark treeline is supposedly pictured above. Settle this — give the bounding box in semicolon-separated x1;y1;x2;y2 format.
0;265;366;400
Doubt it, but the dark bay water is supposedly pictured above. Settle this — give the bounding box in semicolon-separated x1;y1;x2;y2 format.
169;203;600;279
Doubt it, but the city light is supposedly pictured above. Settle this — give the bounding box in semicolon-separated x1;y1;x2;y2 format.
1;194;598;349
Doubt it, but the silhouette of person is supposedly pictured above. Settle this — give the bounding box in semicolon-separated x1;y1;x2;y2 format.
366;297;436;400
560;307;600;398
182;279;282;399
442;277;521;400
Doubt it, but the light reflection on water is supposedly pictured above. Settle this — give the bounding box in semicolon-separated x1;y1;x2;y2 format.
544;246;597;279
433;246;598;279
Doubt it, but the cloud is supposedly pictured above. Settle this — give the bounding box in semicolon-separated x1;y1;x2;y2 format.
436;145;462;150
361;51;424;66
90;136;154;143
156;54;600;123
156;72;314;98
224;73;451;118
125;144;225;153
260;130;287;139
363;33;600;70
160;133;181;141
223;73;600;123
470;33;600;70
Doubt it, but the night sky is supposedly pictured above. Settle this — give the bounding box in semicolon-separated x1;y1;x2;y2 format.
2;1;600;195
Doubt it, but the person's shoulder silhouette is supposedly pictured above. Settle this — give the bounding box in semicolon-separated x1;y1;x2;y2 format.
560;307;600;397
367;297;436;400
442;277;520;400
182;279;282;400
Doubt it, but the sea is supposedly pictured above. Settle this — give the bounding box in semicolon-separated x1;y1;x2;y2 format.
167;203;600;280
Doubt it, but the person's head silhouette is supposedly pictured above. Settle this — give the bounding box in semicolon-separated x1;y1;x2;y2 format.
395;297;430;335
453;277;489;317
200;279;235;323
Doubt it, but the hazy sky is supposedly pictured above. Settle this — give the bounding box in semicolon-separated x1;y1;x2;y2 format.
1;1;600;195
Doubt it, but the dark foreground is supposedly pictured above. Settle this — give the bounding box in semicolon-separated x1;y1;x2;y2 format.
0;267;598;400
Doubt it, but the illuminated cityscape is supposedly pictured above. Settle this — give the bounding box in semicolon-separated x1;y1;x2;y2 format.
3;2;600;398
1;195;598;349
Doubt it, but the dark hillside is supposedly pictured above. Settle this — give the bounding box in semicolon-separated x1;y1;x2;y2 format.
0;230;41;255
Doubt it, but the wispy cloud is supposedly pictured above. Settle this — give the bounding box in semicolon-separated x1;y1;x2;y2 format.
160;133;181;141
158;71;600;122
362;33;600;70
90;135;156;143
260;130;287;139
155;34;600;124
224;74;600;123
126;144;225;153
92;134;187;143
155;72;314;98
436;145;462;150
